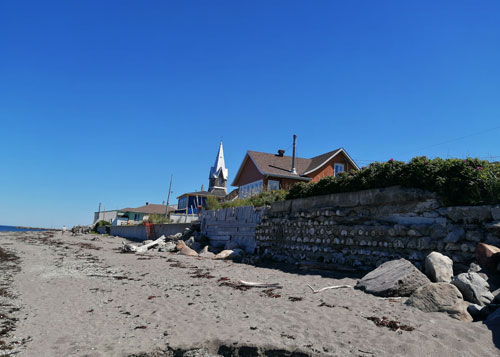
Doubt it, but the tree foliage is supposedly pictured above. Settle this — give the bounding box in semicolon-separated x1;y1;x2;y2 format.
287;157;500;206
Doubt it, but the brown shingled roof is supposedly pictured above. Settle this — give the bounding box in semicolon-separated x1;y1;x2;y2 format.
247;151;312;178
119;204;174;215
304;149;343;173
232;148;359;186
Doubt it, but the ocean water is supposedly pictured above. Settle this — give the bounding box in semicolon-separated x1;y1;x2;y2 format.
0;225;47;232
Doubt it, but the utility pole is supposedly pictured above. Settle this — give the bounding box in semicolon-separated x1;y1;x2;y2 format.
165;175;173;218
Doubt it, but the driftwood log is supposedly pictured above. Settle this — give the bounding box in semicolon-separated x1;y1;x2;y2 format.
238;281;282;288
307;284;353;294
121;235;166;254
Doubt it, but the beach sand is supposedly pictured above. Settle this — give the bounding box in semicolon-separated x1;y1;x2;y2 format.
0;231;498;356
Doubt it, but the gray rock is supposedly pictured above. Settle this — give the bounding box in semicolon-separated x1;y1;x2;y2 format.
492;206;500;221
142;240;153;245
199;246;216;259
451;272;494;306
356;258;431;297
465;230;483;242
406;283;472;322
185;236;195;247
161;241;177;252
168;232;183;239
484;221;500;237
442;206;492;223
444;228;465;243
492;287;500;304
425;252;454;283
468;262;482;273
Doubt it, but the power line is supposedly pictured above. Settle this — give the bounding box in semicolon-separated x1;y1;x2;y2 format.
413;125;500;152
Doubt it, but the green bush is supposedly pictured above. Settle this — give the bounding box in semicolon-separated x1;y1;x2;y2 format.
205;190;288;210
287;157;500;206
147;214;171;224
95;220;111;227
93;219;111;233
205;196;221;211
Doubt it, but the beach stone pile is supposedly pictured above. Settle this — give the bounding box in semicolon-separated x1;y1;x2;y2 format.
133;229;249;262
356;245;500;322
71;225;92;235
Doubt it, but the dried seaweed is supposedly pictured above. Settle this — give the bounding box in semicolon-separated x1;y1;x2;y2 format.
260;289;281;298
189;269;215;279
366;316;414;331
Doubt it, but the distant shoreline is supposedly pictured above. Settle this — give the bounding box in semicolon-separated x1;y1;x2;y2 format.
0;225;59;232
15;226;59;231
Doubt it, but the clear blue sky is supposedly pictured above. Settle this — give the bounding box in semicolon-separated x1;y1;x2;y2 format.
1;1;499;228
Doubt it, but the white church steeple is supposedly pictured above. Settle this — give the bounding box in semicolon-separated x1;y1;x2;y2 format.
208;141;228;194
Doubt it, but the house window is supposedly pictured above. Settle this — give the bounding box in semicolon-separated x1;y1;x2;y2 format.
239;180;263;198
334;163;344;176
178;197;188;209
267;180;280;191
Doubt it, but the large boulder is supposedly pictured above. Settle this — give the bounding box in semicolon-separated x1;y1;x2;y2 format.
425;252;454;283
176;241;198;257
476;243;500;271
452;272;494;306
406;283;472;322
356;258;431;297
215;249;244;260
199;246;216;259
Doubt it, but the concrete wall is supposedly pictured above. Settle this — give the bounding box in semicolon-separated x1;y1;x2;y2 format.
96;226;108;234
201;206;265;253
104;223;191;241
94;210;118;225
257;186;500;270
169;214;200;224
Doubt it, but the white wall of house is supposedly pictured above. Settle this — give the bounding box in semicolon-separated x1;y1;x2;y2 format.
93;210;118;225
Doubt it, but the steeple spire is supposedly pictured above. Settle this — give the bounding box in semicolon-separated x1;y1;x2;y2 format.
208;141;228;194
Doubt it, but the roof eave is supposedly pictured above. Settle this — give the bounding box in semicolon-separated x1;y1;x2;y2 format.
303;148;359;175
263;173;312;181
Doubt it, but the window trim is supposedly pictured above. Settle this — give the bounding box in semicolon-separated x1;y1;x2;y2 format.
334;163;345;176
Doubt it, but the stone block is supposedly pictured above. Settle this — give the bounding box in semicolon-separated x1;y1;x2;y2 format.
269;199;292;214
379;215;447;225
476;243;500;271
444;227;465;243
442;206;492;223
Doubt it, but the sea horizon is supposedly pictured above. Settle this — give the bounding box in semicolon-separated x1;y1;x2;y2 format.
0;225;50;232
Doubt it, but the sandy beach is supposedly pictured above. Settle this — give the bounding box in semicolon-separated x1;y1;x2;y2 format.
0;231;498;357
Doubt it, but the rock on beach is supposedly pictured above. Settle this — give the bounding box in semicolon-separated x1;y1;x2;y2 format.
356;258;431;297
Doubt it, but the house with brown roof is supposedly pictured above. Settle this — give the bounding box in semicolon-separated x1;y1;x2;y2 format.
93;203;176;226
231;147;359;198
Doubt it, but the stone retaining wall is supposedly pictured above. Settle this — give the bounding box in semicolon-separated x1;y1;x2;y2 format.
256;186;500;270
201;206;265;253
